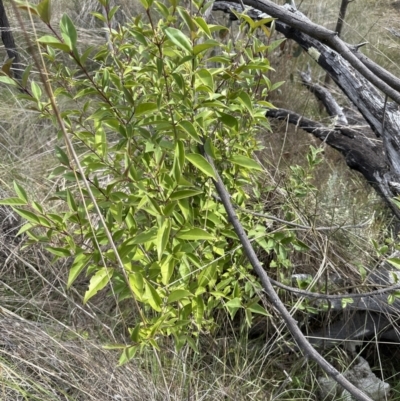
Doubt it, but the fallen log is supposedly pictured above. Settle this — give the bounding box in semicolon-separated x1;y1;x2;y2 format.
213;0;400;218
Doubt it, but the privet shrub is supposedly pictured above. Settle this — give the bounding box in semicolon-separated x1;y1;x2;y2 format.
1;0;301;362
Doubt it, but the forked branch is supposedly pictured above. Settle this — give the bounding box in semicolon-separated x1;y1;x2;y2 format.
203;151;373;401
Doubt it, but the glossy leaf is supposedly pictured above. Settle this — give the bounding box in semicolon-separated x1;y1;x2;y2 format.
13;181;28;203
0;76;18;86
388;258;400;269
144;281;162;312
135;102;158;117
0;197;27;206
225;297;242;319
170;189;203;200
246;302;270;317
67;252;91;288
229;155;263;171
157;219;171;261
60;14;77;49
167;289;192;303
185;154;216;179
164;27;192;53
83;267;113;303
176;228;214;241
37;0;51;24
161;255;174;285
179;121;202;143
129;272;144;300
132;228;158;244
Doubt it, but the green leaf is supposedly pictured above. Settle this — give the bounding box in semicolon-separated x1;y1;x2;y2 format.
176;228;214;241
14;1;38;15
67;252;90;288
185;154;216;179
118;345;138;365
13;181;28;203
66;189;77;212
170;189;203;200
13;208;41;224
38;35;71;52
196;68;214;91
193;40;219;55
225;297;242;318
138;0;148;9
194;17;211;38
229;155;263;171
217;112;238;129
37;0;51;24
0;197;27;206
164;27;192;53
246;302;270;317
21;65;32;88
83;267;113;303
388;258;400;269
193;295;204;326
0;76;18;86
177;7;196;32
129;272;144;300
16;223;33;236
31;81;42;100
179;121;202;143
60;14;77;49
198;264;216;287
341;297;354;309
167;289;192;303
254;17;275;28
237;91;253;114
185;335;199;353
55;146;69;166
157;219;171;261
132;228;157;244
135;102;158;117
1;58;14;77
172;140;185;181
239;14;256;30
161;255;175;285
107;5;120;21
90;11;106;22
271;80;285;91
46;246;71;257
144;280;162;312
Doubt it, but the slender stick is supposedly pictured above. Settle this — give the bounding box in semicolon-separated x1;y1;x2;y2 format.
203;153;373;401
325;0;353;86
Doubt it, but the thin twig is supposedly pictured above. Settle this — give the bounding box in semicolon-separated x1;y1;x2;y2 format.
268;277;400;300
238;206;371;231
212;194;371;231
202;151;373;401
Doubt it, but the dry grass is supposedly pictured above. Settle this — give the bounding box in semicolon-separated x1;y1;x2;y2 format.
0;310;166;401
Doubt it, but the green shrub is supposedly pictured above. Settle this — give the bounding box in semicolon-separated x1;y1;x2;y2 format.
1;0;298;363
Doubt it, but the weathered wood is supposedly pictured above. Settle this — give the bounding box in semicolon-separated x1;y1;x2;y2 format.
213;1;400;218
324;0;352;86
300;66;348;125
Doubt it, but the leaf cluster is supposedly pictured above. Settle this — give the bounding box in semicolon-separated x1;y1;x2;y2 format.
0;0;300;362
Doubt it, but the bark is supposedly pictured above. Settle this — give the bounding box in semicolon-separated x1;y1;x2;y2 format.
324;0;353;86
300;66;348;125
0;0;21;80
